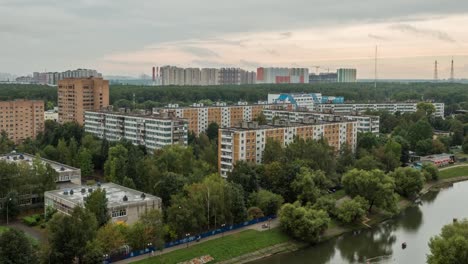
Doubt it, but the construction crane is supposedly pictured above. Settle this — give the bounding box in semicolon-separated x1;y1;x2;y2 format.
311;66;320;75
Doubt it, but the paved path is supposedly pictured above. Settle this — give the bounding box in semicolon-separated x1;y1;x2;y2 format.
8;221;46;242
439;164;468;171
114;219;279;264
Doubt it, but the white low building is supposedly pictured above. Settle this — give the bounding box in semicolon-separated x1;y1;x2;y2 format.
44;182;162;225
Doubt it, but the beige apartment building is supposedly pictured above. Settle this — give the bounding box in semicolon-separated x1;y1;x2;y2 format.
0;100;44;144
218;119;357;177
58;77;109;125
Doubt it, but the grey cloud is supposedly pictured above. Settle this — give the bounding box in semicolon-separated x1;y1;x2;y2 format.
240;60;260;68
390;24;456;42
180;47;220;58
368;34;388;41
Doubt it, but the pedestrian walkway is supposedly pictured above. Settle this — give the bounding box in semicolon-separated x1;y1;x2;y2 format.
114;219;279;264
9;221;46;242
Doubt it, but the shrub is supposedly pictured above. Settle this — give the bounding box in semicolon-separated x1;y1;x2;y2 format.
22;216;37;226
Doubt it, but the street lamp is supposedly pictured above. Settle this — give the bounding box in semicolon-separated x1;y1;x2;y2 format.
6;197;12;225
147;243;153;258
221;223;226;238
185;233;191;248
102;254;109;264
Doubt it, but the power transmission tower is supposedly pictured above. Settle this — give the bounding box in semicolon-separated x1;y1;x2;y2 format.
450;58;454;82
434;60;438;82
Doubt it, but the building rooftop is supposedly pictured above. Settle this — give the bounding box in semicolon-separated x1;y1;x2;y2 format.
222;119;356;132
45;182;161;208
0;152;79;174
86;109;186;121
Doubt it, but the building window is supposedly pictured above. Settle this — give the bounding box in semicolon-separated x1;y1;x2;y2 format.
112;208;127;218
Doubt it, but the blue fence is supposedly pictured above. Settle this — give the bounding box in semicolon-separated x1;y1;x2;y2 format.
106;215;276;263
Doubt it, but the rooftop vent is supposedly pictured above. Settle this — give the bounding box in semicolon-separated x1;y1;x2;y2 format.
88;188;93;193
97;182;101;187
60;166;65;171
19;154;24;160
6;156;9;159
81;188;86;193
70;189;74;195
63;190;69;195
123;195;128;202
141;193;146;199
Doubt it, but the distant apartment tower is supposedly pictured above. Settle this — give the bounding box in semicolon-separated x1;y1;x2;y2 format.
200;68;219;85
256;67;309;84
218;68;256;85
32;69;101;85
84;110;188;151
309;72;338;83
184;68;201;86
337;68;357;83
317;103;445;118
58;77;109;125
0;100;44;144
218;119;357;176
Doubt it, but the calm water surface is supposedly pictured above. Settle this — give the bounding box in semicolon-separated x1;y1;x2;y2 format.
251;181;468;264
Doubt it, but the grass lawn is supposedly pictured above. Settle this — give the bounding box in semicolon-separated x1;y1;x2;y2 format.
0;226;8;234
440;165;468;179
135;229;290;264
329;189;346;200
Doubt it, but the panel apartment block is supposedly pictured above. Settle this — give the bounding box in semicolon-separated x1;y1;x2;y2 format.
317;103;445;118
218;120;358;176
0;100;44;144
58;77;109;125
85;111;188;151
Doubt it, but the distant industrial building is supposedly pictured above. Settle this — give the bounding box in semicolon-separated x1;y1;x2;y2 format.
218;119;357;176
45;183;162;225
268;93;344;111
0;99;44;144
256;67;308;84
262;109;380;134
317;103;445;118
157;102;293;135
337;68;357;83
0;152;81;184
58;77;109;125
85;109;188;151
309;72;338;83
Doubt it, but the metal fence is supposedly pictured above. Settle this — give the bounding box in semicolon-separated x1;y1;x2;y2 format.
105;215;275;263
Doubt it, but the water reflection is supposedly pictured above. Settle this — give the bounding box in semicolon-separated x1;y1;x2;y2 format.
336;223;396;263
421;189;440;204
398;206;423;232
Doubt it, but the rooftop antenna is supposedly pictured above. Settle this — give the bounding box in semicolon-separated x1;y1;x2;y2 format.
374;45;378;88
434;60;438;82
450;57;454;82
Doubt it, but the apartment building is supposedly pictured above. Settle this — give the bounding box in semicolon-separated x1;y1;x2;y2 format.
337;68;357;83
317;103;445;118
85;110;188;151
45;183;162;225
218;68;256;85
263;109;380;134
256;67;309;84
158;103;293;135
268;93;344;110
0;152;81;184
200;68;219;85
218;119;358;176
0;100;44;144
58;77;109;125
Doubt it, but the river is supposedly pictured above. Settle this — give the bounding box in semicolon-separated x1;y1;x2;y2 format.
250;180;468;264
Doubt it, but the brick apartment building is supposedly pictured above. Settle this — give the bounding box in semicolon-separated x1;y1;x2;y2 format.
0;100;44;144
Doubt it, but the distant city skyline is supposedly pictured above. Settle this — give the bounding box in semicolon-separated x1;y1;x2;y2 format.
1;0;468;79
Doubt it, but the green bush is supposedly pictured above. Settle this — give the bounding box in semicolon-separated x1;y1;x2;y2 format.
22;216;37;226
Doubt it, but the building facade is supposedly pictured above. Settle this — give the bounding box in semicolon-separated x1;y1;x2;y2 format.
317;103;445;118
158;103;293;135
263;109;380;134
268;93;344;110
0;152;81;184
218;120;358;176
200;68;219;85
256;67;309;84
337;68;357;83
218;68;256;85
309;72;338;83
44;183;162;225
28;69;101;85
0;100;44;144
58;77;109;125
85;110;188;151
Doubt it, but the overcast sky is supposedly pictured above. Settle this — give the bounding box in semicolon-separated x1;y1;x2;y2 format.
2;0;468;79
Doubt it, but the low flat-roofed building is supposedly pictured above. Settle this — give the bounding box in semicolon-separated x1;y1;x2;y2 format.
420;154;455;167
45;183;162;225
0;152;81;184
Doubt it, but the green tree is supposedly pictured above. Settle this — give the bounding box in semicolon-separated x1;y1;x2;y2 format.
0;131;15;154
42;145;59;161
140;209;166;250
312;196;337;217
0;229;38;264
354;155;383;171
408;119;433;149
291;168;332;204
85;188;110;227
78;147;94;177
342;169;397;213
56;138;69;164
249;190;284;216
228;161;259;195
279;202;330;243
422;163;440;181
247;207;264;220
104;144;128;184
337;144;355;174
47;206;98;263
96;223;126;254
126;222;151;250
262;138;284;164
417;102;436;116
389;167;425;198
206;122;219;141
427;219;468;264
336;196;369;224
462;136;468;154
253;112;267;125
2;191;19;221
81;240;104;264
416;139;434;156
